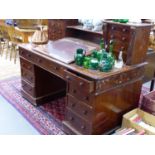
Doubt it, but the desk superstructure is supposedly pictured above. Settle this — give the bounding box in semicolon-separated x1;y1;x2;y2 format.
19;19;151;134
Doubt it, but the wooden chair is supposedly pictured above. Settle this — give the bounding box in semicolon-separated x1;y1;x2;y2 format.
150;71;155;91
0;25;10;57
7;26;23;63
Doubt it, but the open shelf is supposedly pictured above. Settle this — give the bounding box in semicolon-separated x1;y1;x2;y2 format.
67;25;103;35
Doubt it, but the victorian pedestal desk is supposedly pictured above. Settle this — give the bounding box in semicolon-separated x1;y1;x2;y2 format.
19;20;151;135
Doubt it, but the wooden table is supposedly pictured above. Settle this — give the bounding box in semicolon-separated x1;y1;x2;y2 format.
0;22;48;43
14;27;36;42
19;39;145;135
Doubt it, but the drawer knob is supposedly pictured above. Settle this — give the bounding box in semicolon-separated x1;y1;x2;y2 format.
110;35;114;39
81;125;85;130
121;46;125;50
111;26;115;30
122;28;127;32
83;110;88;115
119;80;122;84
122;37;126;41
66;75;71;80
54;66;58;70
79;82;84;86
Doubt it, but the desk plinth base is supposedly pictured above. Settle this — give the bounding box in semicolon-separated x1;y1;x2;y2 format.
62;121;82;135
21;89;66;106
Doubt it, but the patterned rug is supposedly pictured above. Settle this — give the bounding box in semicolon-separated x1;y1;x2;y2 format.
0;76;150;135
0;76;65;135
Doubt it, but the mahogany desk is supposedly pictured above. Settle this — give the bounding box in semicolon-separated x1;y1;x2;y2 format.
19;38;145;135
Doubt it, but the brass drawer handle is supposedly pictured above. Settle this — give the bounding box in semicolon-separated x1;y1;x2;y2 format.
54;66;58;70
79;82;84;86
110;35;114;39
66;75;71;80
111;26;115;30
122;37;126;41
122;28;127;32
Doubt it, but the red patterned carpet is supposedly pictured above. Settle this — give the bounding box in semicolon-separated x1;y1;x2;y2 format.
0;76;149;135
0;77;65;135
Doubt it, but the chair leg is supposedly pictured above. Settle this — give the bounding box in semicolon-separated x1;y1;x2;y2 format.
10;47;13;61
5;42;10;59
14;48;18;64
150;71;155;91
150;79;155;91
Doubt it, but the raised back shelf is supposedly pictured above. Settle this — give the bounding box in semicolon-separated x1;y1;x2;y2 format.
67;25;103;35
66;25;102;44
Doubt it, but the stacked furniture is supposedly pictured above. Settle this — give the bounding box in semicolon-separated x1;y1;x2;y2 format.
19;19;151;134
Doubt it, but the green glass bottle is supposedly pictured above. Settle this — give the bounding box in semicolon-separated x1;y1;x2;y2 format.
100;38;104;49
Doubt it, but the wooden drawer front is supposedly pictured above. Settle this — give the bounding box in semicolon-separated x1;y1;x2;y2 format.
113;40;129;53
21;80;35;97
66;108;92;134
108;30;130;43
109;24;130;34
19;48;36;62
64;70;94;94
20;58;34;73
96;66;144;93
20;48;65;78
21;68;35;84
67;94;93;120
33;54;65;78
68;84;93;105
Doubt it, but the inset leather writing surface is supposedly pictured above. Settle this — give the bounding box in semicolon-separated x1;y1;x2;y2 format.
33;37;98;64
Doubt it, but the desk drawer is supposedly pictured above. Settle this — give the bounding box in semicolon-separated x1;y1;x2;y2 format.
21;68;35;84
65;107;92;134
68;84;93;105
19;48;36;62
20;48;65;78
67;94;93;120
34;54;65;78
20;58;34;73
96;66;144;93
64;70;94;93
110;25;130;34
21;80;35;97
